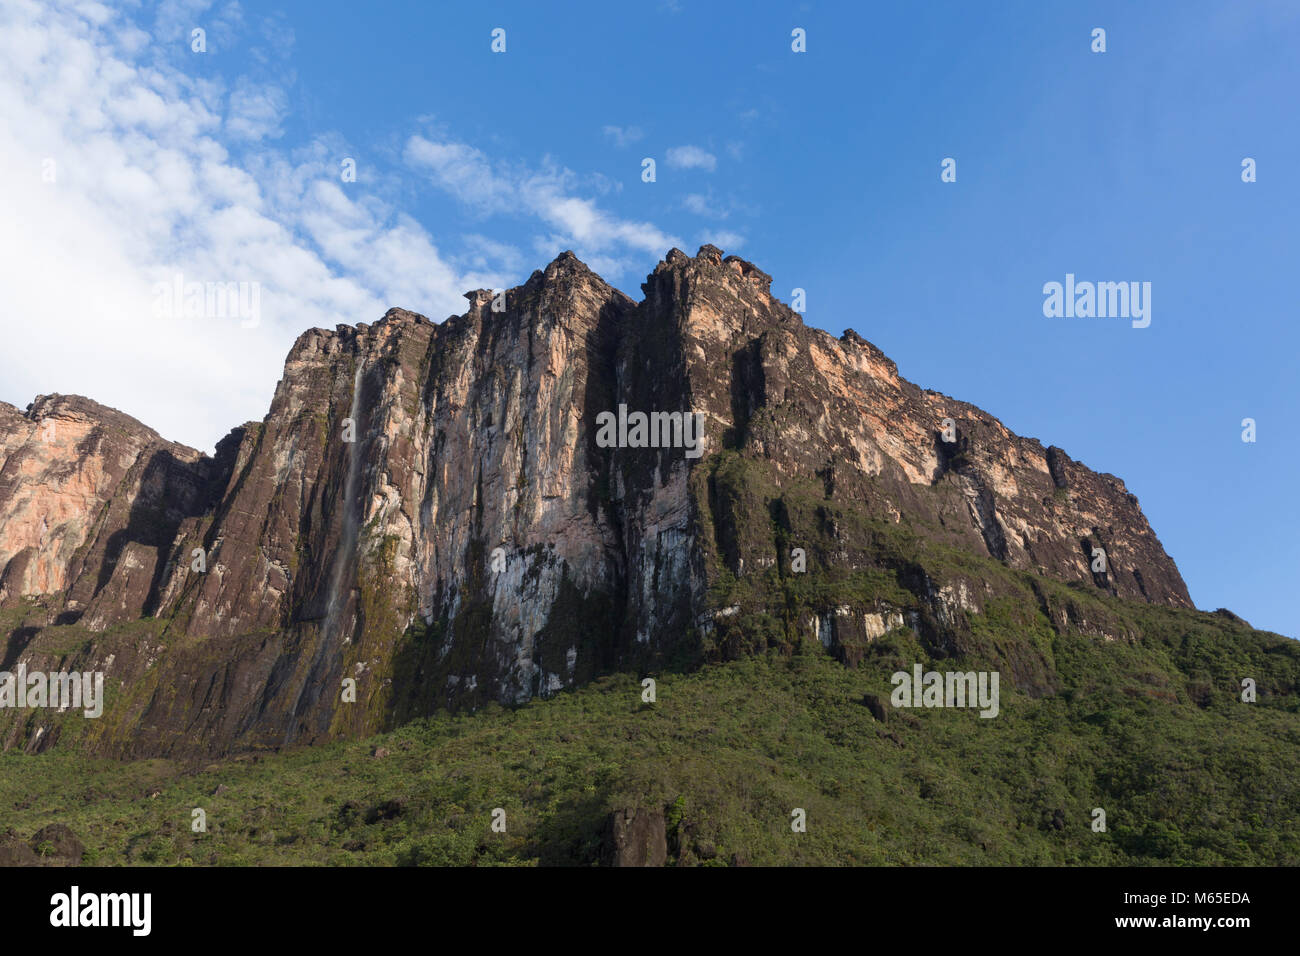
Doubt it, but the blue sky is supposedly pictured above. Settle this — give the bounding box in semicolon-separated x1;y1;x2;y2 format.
0;0;1296;636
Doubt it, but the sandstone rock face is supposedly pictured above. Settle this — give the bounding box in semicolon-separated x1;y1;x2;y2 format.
0;395;230;623
0;247;1192;757
652;245;1187;609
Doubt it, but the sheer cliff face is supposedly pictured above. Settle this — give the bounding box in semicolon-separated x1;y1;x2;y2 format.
0;396;228;625
0;247;1191;756
651;246;1189;608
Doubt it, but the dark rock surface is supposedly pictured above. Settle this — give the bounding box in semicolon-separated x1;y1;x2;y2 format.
0;247;1194;757
602;808;668;867
0;824;84;866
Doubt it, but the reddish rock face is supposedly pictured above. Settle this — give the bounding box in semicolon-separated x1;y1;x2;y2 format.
0;247;1192;757
0;395;230;624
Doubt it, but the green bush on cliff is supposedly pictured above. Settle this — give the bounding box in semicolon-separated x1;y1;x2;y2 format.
1;598;1296;866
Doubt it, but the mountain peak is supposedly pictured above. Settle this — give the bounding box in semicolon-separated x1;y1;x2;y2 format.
0;242;1194;757
542;248;596;279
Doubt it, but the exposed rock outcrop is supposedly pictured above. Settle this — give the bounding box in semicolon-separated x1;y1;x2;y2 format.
0;247;1192;757
602;808;668;867
0;823;84;866
0;395;233;624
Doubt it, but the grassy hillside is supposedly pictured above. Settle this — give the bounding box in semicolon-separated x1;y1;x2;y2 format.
2;603;1297;866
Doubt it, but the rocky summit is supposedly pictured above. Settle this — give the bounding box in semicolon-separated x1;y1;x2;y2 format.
0;246;1194;758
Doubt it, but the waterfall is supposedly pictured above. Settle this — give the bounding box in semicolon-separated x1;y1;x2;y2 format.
323;363;364;642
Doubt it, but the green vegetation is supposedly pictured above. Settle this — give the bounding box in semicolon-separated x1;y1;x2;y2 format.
3;441;1296;866
2;603;1296;865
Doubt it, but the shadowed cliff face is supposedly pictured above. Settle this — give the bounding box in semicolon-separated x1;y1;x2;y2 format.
0;246;1193;757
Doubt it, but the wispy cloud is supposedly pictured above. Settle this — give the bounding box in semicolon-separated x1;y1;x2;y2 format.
602;125;644;148
683;192;727;218
0;0;684;451
666;145;717;171
405;135;682;266
682;189;757;223
698;230;745;251
226;78;288;141
0;0;504;450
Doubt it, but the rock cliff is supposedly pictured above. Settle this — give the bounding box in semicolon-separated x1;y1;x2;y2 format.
0;247;1192;756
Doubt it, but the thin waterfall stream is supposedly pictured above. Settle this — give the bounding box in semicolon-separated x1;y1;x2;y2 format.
323;363;364;644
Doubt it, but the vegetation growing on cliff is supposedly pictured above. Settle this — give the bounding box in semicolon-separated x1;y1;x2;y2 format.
2;599;1296;866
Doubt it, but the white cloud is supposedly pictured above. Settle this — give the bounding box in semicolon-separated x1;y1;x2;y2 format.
459;234;527;278
602;125;644;148
0;0;493;451
683;189;757;223
226;78;287;141
698;230;745;251
406;135;682;268
153;0;244;52
0;1;682;453
399;139;514;211
683;192;727;218
665;145;717;171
